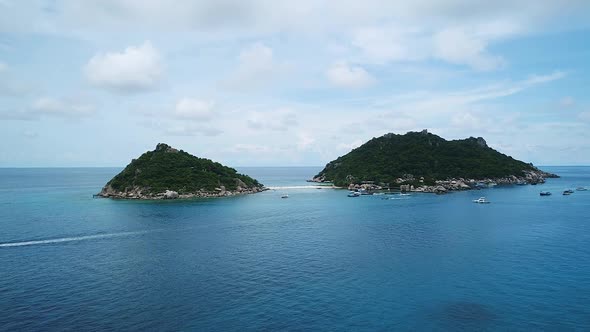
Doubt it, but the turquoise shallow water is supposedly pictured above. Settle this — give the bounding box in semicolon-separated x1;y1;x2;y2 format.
1;166;589;330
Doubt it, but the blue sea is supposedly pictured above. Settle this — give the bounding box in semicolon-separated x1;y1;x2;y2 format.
1;166;589;331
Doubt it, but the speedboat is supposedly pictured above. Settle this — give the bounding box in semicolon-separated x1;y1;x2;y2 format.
563;190;574;195
472;197;490;204
576;187;587;191
539;191;552;196
347;191;360;197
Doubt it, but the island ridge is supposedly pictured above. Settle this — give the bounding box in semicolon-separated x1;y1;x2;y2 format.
311;130;557;193
97;143;265;199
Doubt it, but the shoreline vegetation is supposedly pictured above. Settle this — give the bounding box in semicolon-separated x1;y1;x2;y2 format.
310;130;558;194
96;143;267;200
97;130;559;199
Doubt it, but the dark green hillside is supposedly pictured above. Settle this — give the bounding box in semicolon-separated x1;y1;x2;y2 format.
103;143;262;195
315;131;545;186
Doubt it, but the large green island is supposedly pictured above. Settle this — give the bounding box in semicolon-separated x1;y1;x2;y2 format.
312;130;557;193
97;143;265;199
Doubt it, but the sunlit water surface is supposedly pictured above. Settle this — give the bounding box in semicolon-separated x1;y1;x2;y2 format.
1;166;589;330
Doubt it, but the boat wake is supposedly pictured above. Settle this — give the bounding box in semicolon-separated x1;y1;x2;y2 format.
0;230;156;248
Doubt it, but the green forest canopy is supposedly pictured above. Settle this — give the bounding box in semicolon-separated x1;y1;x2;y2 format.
315;131;539;186
106;143;262;194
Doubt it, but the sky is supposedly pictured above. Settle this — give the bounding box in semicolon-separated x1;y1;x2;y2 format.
1;0;589;167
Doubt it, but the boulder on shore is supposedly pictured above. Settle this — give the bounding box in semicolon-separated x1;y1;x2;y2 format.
163;190;179;199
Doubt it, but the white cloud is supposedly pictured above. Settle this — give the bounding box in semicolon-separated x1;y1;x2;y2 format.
433;27;504;71
1;1;588;166
352;27;419;63
24;1;585;37
137;99;220;135
524;71;566;85
326;61;374;88
227;42;289;90
336;139;363;153
247;108;298;131
407;71;566;113
163;124;222;136
239;42;273;69
333;71;567;139
350;23;510;71
84;41;163;93
296;132;315;151
2;1;589;50
174;98;215;120
31;97;95;118
451;111;486;130
0;97;95;121
57;0;269;33
578;112;590;122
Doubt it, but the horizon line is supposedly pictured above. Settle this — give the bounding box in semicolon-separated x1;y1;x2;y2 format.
1;165;589;169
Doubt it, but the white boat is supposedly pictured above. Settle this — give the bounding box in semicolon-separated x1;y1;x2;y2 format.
472;197;491;204
576;187;587;191
348;191;360;197
281;194;289;198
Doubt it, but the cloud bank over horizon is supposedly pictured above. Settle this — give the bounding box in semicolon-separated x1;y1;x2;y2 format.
1;0;590;166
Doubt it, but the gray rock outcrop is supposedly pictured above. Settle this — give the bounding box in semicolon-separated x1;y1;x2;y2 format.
163;190;179;199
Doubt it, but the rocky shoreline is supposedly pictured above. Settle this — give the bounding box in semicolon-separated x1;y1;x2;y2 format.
95;184;267;200
310;169;558;194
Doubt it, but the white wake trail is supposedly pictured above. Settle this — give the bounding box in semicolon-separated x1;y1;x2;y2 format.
0;230;154;248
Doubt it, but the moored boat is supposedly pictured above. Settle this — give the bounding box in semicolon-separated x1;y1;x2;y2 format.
472;197;491;204
576;187;587;191
563;189;574;195
348;191;360;197
540;191;552;196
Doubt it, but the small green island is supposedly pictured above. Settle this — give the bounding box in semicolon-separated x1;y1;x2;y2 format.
97;143;265;199
311;130;558;193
